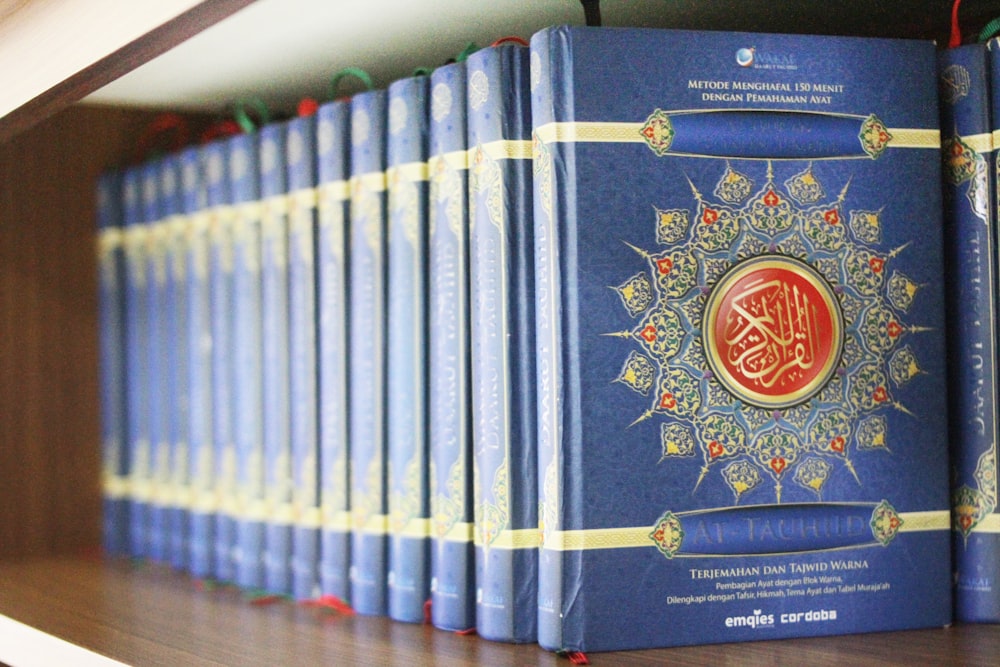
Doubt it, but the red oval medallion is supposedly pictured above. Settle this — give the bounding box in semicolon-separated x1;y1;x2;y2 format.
703;256;843;409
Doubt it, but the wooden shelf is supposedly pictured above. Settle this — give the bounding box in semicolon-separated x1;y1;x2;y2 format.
0;557;995;666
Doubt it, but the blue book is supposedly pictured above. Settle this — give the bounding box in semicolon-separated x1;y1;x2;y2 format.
205;141;237;583
943;41;1000;623
386;74;431;623
260;121;294;595
427;60;476;632
316;99;352;602
466;42;538;643
287;112;322;601
160;154;190;571
172;150;205;572
96;171;130;557
229;131;267;591
531;26;951;651
122;166;150;560
349;89;390;616
185;144;215;580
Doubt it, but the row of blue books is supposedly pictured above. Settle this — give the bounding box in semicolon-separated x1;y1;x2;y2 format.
97;39;536;641
97;24;999;653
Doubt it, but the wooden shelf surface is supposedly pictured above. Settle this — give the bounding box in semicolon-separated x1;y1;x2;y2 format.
0;557;997;666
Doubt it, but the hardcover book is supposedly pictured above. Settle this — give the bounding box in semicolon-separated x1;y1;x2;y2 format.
427;59;476;632
184;145;215;579
316;98;352;603
531;26;951;652
160;154;190;571
96;171;129;557
287;111;322;601
143;160;170;564
174;149;205;573
260;121;294;595
206;140;237;583
466;42;538;643
942;40;1000;623
386;73;431;623
122;164;151;560
229;131;267;590
349;89;390;616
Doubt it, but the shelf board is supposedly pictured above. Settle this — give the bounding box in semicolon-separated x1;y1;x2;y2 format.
0;0;253;143
0;557;997;666
78;0;1000;118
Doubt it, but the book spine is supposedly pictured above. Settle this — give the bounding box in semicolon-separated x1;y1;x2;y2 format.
161;155;190;572
261;122;294;596
467;43;538;643
317;100;352;602
205;142;236;583
123;167;151;560
530;25;575;652
947;41;1000;622
386;75;431;623
287;113;321;601
143;161;170;564
349;89;389;616
185;146;215;580
427;60;476;632
229;132;267;591
97;171;130;557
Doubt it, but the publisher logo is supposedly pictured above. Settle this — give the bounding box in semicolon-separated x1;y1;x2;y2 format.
736;46;798;71
703;256;843;409
725;609;775;629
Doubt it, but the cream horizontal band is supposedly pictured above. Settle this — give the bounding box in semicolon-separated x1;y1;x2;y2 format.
438;522;475;543
962;132;994;154
319;180;351;202
296;507;323;529
387;161;429;183
322;510;352;532
544;510;950;551
535;121;940;150
398;518;432;539
429;149;469;171
897;510;951;532
476;528;540;549
289;187;318;210
97;228;124;250
102;474;130;500
351;171;387;192
970;513;1000;534
356;514;390;535
477;139;533;161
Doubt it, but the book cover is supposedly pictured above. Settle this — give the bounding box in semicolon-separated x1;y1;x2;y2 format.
466;42;538;643
427;59;476;632
96;170;130;558
122;165;149;560
160;153;190;571
943;40;1000;623
184;144;216;580
386;73;431;623
316;98;352;603
349;88;390;616
287;111;322;601
205;141;237;583
532;26;951;651
261;121;294;595
229;131;267;591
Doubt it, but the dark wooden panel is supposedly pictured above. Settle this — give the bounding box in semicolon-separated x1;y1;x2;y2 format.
0;105;211;559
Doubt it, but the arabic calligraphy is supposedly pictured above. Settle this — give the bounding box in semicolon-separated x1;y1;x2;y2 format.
704;257;843;408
